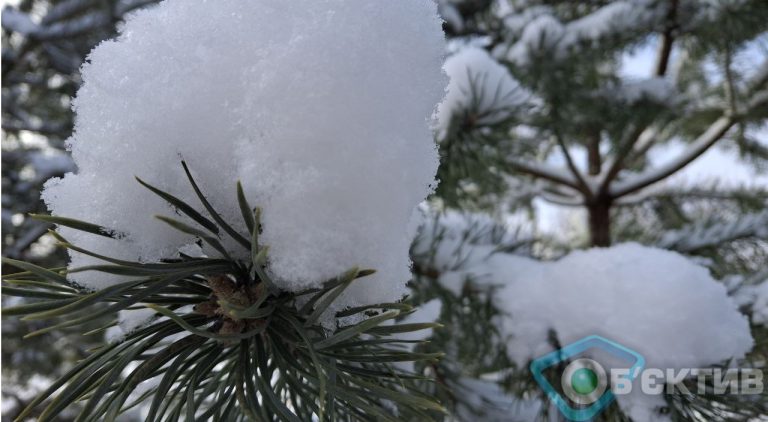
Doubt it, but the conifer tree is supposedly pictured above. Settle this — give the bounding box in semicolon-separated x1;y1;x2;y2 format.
2;1;768;421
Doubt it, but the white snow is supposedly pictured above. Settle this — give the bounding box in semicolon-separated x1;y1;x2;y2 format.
453;377;545;422
26;150;76;183
501;14;565;65
395;299;442;344
437;0;463;32
105;307;157;343
603;77;677;105
436;47;527;139
496;0;754;68
42;0;447;316
497;0;664;66
657;210;768;252
732;272;768;327
1;6;39;35
431;241;752;421
750;282;768;326
383;298;442;372
412;208;527;275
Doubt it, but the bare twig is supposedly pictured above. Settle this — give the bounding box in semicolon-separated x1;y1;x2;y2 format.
552;133;591;197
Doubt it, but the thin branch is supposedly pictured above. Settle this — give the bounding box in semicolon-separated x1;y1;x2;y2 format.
610;59;768;199
615;186;768;206
609;115;735;198
586;127;601;176
654;0;678;77
629;125;663;162
507;158;581;191
604;0;677;196
41;0;97;26
723;43;738;115
597;123;643;195
1;7;111;41
601;0;677;198
539;191;584;206
657;211;768;253
2;120;70;137
552;133;591;197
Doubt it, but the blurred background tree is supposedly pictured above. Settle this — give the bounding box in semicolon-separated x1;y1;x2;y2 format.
2;1;160;419
417;0;768;420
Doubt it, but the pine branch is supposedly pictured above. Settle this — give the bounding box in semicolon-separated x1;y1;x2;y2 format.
552;133;592;197
609;68;768;199
506;158;582;191
654;0;678;77
609;115;736;198
1;7;112;41
615;186;768;207
586;127;602;176
597;123;644;195
656;211;768;253
1;163;446;422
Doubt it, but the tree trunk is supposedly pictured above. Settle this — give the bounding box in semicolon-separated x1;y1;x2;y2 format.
588;199;612;247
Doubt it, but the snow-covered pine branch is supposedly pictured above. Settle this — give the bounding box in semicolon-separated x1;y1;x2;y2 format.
609;58;768;198
42;0;446;319
656;210;768;253
412;208;757;420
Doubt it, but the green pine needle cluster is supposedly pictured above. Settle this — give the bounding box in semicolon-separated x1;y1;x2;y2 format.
2;162;445;422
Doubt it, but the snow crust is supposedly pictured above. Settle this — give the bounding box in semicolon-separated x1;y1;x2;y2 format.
42;0;447;314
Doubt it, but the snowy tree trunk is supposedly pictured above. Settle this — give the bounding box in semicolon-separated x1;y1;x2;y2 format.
588;198;612;247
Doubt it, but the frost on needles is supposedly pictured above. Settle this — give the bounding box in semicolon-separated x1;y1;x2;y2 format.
41;0;447;317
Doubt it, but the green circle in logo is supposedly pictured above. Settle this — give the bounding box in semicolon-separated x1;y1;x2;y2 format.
570;367;598;395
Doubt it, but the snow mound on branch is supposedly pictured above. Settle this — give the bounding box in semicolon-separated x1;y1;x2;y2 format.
750;282;768;326
732;273;768;327
436;47;528;139
42;0;447;314
496;1;664;65
480;244;751;369
432;241;752;421
496;0;750;67
603;77;677;105
105;308;157;343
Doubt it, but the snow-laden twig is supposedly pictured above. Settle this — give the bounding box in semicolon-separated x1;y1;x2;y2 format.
42;0;446;315
1;6;111;40
1;7;38;35
610;59;768;199
656;211;768;253
610;115;735;197
597;123;643;194
615;185;768;206
41;0;96;26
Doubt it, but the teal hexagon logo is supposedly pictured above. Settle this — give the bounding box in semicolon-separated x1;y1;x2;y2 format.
530;335;645;421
